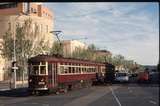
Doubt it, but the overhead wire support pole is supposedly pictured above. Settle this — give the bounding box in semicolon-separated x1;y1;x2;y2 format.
11;2;30;89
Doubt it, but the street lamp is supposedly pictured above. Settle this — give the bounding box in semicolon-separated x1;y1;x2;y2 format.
11;13;29;89
11;15;22;89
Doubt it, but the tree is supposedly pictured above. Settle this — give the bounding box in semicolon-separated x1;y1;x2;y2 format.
1;19;51;81
50;41;63;56
71;44;99;61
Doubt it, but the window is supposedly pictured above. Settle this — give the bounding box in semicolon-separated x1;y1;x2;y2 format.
33;8;37;13
79;67;81;73
46;25;48;33
8;22;11;31
31;8;34;13
40;66;46;75
32;23;35;31
23;3;28;13
41;61;46;65
30;66;39;75
64;67;68;73
69;67;71;73
72;67;75;73
76;67;79;73
0;3;17;9
40;24;43;33
60;66;64;74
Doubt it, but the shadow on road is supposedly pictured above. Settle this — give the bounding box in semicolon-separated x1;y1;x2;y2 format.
0;88;30;97
111;82;159;88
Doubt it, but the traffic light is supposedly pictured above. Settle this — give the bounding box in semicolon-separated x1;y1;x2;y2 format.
11;61;18;72
12;61;17;67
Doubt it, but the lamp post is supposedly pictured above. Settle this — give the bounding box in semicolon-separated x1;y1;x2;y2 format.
11;11;30;89
11;15;21;89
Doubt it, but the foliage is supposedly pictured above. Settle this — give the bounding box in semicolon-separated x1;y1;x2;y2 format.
50;41;63;56
1;19;51;80
1;31;14;60
70;44;97;60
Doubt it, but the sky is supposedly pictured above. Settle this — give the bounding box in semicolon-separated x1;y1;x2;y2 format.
44;2;159;65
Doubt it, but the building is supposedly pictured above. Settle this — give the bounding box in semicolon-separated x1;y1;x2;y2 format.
0;2;54;81
94;50;112;57
62;40;87;57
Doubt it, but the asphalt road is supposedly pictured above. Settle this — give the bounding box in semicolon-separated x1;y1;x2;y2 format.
0;83;159;106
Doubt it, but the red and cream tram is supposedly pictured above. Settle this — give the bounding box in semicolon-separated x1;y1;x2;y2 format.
28;55;110;94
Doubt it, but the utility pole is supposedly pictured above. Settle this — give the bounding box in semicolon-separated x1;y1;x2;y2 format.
11;2;30;89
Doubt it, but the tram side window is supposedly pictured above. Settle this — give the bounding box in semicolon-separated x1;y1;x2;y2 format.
79;67;81;73
93;68;96;72
64;67;68;73
82;68;85;73
72;67;75;73
87;68;89;73
40;66;46;75
76;67;79;73
60;66;65;74
69;67;72;73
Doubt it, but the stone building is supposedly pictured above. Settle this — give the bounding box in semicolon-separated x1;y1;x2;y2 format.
94;50;112;57
62;40;87;57
0;2;54;81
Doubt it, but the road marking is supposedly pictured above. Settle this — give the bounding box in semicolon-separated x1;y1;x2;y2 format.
149;100;157;105
109;86;122;106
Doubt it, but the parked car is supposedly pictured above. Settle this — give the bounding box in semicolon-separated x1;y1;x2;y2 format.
115;72;129;83
149;72;159;83
137;71;149;83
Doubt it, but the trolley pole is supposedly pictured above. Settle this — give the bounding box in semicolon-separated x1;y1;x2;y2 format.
50;31;63;56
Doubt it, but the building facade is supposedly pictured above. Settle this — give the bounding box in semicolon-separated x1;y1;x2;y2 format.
0;2;54;81
94;50;112;57
62;40;87;57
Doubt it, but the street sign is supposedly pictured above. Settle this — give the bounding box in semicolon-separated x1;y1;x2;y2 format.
12;67;18;70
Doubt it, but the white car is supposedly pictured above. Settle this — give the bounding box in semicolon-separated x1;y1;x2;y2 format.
115;72;129;82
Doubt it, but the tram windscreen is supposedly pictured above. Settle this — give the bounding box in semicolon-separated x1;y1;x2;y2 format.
29;62;47;75
40;66;46;75
30;66;39;75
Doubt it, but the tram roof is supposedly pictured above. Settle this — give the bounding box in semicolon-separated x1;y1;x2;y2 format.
28;54;110;65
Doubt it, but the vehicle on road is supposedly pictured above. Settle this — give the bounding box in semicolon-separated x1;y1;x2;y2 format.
28;54;115;95
149;72;159;83
137;71;149;83
114;72;129;83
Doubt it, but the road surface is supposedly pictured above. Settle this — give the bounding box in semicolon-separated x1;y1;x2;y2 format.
0;83;159;106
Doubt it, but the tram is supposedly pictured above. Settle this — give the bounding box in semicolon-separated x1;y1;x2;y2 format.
28;54;114;94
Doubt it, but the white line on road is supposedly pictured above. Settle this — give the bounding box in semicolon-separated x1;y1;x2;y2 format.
109;86;122;106
149;100;157;105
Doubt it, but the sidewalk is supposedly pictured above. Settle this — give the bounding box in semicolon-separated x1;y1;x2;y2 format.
0;80;28;91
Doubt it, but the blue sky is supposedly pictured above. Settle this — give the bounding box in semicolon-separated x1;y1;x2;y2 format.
44;2;159;65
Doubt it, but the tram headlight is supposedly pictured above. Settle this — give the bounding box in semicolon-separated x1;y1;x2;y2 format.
44;85;47;88
29;79;32;82
41;78;44;82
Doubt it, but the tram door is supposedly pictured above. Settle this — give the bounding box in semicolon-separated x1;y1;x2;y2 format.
52;62;58;87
